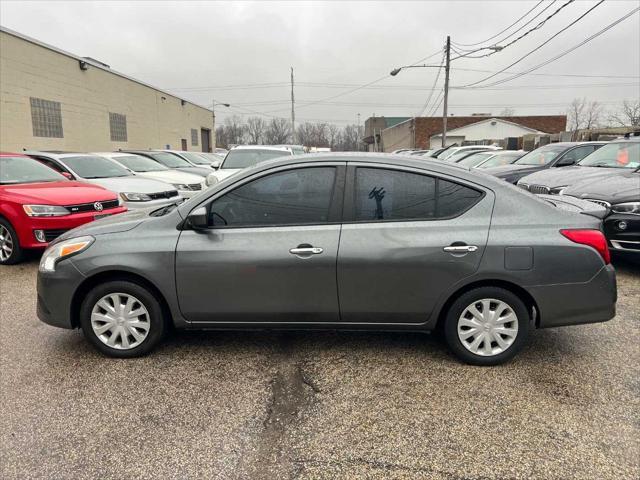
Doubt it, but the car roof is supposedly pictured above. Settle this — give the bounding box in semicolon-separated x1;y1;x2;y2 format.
230;145;292;152
24;151;98;160
0;152;29;157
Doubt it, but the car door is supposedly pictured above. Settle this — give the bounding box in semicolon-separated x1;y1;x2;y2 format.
337;164;493;324
175;163;345;323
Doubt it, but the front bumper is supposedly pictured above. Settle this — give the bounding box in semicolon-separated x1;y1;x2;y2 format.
37;259;86;329
604;213;640;253
529;264;617;328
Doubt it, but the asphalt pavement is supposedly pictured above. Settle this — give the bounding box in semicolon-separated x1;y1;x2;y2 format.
1;256;638;479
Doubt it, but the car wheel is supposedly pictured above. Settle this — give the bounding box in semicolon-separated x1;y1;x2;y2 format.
0;219;23;265
443;287;530;366
80;280;166;358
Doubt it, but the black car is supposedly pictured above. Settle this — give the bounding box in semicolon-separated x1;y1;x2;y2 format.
561;141;639;254
483;142;605;184
517;138;640;194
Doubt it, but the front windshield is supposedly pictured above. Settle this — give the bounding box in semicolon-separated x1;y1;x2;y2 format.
221;149;291;169
578;142;639;169
62;156;132;179
514;145;565;166
179;152;211;165
448;149;487;163
114;155;168;172
149;152;192;168
0;156;66;184
458;152;494;167
478;152;525;168
436;147;458;160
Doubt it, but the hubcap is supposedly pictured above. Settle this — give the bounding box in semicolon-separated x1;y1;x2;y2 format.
91;293;150;350
457;298;518;357
0;225;13;262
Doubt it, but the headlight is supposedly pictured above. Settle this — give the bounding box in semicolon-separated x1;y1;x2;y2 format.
610;202;640;215
205;174;218;187
120;192;152;202
172;183;188;190
39;236;94;272
549;186;567;195
23;205;70;217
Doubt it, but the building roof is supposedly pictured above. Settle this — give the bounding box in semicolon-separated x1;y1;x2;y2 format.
430;117;545;138
0;26;212;113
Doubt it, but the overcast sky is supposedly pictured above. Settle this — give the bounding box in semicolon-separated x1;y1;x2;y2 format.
1;0;639;125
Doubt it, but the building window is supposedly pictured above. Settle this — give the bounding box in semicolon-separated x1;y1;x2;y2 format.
30;97;63;138
109;112;128;142
191;128;199;146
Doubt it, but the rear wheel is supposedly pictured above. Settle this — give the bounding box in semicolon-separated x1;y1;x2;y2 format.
0;219;23;265
443;287;529;366
80;280;166;358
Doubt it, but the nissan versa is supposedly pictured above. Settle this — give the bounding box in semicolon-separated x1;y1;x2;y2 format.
36;154;617;365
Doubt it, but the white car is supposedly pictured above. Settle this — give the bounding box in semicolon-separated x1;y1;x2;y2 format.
155;150;218;169
24;151;182;209
95;152;207;199
211;146;294;183
436;145;501;161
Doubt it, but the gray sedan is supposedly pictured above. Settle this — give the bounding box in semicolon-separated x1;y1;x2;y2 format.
36;154;616;365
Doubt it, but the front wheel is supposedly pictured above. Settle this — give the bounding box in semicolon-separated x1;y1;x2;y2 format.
443;287;530;366
80;280;166;358
0;219;23;265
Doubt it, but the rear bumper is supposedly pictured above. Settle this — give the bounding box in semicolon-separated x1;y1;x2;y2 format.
530;264;617;328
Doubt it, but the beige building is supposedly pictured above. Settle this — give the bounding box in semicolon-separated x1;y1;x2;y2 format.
0;27;214;153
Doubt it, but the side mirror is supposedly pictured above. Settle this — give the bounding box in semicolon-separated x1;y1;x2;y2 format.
186;207;208;229
211;160;221;170
557;157;576;167
61;172;74;180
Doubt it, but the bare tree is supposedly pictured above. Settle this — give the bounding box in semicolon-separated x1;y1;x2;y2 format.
295;122;314;146
608;99;640;127
246;117;266;144
327;124;339;149
567;98;602;137
215;125;227;149
264;118;291;144
223;115;247;146
499;107;515;117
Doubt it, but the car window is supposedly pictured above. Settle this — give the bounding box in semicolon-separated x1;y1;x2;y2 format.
457;152;494;167
148;152;192;168
178;151;210;165
0;156;66;184
514;145;566;166
578;142;639;169
113;155;168;172
478;152;524;168
558;145;597;165
222;149;291;169
354;168;482;222
62;155;132;179
209;167;336;227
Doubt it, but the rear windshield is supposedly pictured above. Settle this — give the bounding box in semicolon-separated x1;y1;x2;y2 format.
0;156;66;184
63;155;132;179
578;142;639;169
514;145;565;166
113;155;168;172
221;149;291;169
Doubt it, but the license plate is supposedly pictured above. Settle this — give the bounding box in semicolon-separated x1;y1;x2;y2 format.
94;213;112;220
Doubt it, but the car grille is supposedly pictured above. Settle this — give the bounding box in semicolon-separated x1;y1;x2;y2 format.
148;190;179;200
66;199;119;213
529;185;550;195
585;199;611;208
43;229;68;242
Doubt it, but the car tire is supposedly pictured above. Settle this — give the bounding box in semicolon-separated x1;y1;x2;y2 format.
443;287;530;366
0;218;23;265
80;280;166;358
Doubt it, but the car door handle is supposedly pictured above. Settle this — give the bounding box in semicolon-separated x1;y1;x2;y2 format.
289;247;323;255
443;245;478;253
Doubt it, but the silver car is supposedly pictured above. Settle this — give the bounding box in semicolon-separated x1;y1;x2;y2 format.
36;154;616;365
25;152;181;209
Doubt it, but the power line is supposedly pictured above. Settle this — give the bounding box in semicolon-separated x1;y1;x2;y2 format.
453;1;545;47
464;5;640;88
450;67;639;79
460;0;606;87
415;52;446;117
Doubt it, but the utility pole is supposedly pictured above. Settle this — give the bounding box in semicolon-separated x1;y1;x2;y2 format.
442;35;451;148
357;113;361;151
290;67;295;144
212;98;216;150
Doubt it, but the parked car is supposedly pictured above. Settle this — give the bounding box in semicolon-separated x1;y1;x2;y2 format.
275;145;306;155
437;145;501;161
121;150;217;185
156;149;217;169
197;152;226;169
94;152;206;199
474;150;527;169
446;147;503;164
455;150;524;168
483;142;605;184
211;145;293;183
24;151;181;209
37;153;615;365
0;153;126;264
517;138;639;194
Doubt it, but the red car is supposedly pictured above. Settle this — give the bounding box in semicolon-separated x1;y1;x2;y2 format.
0;153;127;264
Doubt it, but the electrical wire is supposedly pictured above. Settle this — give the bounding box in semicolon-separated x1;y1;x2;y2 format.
414;52;446;117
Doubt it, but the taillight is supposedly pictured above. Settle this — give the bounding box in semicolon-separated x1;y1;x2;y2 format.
560;229;610;264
